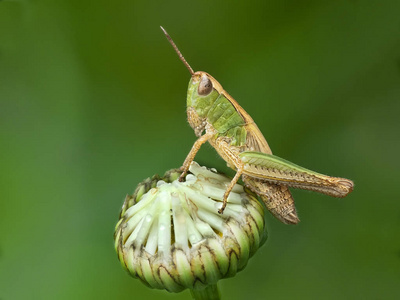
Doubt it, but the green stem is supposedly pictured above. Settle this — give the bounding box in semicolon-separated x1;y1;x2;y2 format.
190;283;220;300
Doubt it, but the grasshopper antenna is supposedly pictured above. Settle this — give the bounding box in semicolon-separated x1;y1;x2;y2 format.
160;26;194;75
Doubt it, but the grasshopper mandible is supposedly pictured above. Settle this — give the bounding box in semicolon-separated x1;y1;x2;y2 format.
161;27;353;224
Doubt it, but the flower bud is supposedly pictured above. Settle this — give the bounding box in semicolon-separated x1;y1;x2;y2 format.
114;162;267;295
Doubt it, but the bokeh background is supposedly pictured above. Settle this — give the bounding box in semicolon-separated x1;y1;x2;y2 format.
1;0;399;299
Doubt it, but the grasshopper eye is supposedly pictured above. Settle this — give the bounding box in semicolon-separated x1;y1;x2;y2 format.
198;76;213;96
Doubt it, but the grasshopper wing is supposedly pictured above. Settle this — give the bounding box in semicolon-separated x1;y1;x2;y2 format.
239;151;354;198
244;123;272;154
219;90;271;154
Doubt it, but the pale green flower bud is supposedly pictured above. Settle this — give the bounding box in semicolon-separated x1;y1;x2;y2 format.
114;162;267;298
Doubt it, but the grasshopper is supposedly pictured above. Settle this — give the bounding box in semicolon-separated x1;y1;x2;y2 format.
161;27;353;224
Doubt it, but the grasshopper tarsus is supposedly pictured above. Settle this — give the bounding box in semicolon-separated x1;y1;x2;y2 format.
218;200;227;214
218;193;229;215
178;173;186;182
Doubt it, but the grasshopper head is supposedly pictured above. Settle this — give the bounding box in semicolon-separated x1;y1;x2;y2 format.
187;72;221;117
190;71;224;95
160;27;223;116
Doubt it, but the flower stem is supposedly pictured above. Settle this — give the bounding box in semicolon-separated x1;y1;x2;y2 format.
190;284;220;300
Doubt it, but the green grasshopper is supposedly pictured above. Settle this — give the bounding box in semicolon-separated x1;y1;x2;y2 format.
161;27;353;224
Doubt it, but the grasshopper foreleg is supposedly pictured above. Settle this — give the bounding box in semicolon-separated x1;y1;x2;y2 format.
179;132;214;182
218;165;244;214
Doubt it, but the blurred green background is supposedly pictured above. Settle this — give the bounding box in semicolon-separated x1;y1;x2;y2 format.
1;0;399;299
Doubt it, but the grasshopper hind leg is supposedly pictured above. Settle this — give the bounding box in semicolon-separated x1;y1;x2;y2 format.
243;175;299;224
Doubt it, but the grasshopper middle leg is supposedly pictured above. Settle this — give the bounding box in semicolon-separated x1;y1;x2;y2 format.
218;165;244;214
